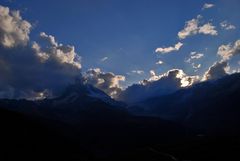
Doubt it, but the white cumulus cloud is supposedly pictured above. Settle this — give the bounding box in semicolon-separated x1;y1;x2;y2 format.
84;68;125;98
0;5;31;48
217;39;240;61
33;32;81;69
178;16;200;39
155;42;183;54
178;15;218;39
203;61;229;81
199;23;218;36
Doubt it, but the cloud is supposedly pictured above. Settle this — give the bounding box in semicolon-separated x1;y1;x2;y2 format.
185;51;204;63
231;68;240;74
220;21;236;30
0;5;31;48
198;23;218;36
100;56;108;62
178;15;217;39
155;42;183;54
217;39;240;60
178;16;200;39
118;69;199;103
39;32;58;46
0;33;82;99
156;60;164;65
202;3;215;10
131;70;144;75
203;61;229;80
84;68;125;98
146;69;199;87
192;63;201;70
185;52;203;72
0;5;82;99
203;40;239;81
33;32;81;68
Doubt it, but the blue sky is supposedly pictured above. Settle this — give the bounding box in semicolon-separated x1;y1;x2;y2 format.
1;0;240;88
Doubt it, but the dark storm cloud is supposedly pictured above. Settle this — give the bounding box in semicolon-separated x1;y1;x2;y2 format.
0;5;82;99
0;36;82;99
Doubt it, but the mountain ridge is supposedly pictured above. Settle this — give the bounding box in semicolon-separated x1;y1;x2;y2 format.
127;73;240;135
1;73;240;160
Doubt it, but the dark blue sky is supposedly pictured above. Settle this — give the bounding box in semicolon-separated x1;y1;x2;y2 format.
1;0;240;87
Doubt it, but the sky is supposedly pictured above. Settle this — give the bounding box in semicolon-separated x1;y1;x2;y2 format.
0;0;240;100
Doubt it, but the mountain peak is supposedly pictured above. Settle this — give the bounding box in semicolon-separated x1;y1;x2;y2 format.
53;82;123;107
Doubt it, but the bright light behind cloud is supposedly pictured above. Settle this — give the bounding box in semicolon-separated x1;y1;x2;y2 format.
84;68;125;98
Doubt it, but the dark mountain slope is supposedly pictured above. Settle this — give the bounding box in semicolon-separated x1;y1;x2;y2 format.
129;73;240;135
1;75;240;160
0;83;187;161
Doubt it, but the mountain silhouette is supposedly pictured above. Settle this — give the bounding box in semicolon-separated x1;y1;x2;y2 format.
0;83;186;161
1;74;240;161
128;73;240;135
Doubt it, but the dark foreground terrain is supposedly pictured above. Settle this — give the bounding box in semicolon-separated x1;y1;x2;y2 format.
1;107;240;161
1;74;240;161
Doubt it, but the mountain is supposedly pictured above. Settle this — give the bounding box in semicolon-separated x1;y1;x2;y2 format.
1;75;240;161
52;82;123;107
0;83;188;161
0;82;127;122
128;73;240;135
